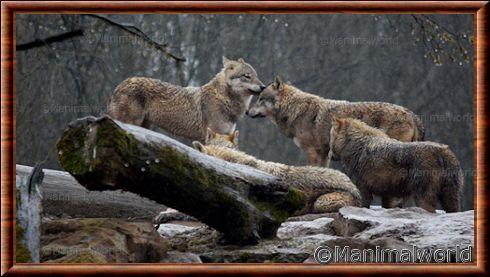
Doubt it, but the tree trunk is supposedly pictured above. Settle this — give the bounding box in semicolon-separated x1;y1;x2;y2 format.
16;164;43;262
56;116;306;245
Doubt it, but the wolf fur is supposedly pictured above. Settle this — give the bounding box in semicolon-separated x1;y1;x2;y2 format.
192;132;361;214
247;76;425;167
205;128;239;149
107;57;265;142
329;117;463;213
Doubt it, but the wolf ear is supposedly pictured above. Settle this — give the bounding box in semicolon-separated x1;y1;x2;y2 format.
222;56;231;66
192;141;206;153
274;75;285;92
333;118;343;131
238;58;245;63
230;130;239;145
206;128;217;142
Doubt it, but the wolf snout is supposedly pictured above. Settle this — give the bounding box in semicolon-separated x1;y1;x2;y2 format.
248;85;264;95
246;109;264;118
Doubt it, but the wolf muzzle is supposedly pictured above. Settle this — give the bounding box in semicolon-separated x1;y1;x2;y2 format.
246;110;265;118
249;85;266;95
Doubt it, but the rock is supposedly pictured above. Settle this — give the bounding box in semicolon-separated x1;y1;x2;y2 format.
158;207;474;263
277;217;335;239
157;222;203;237
160;251;202;263
286;213;339;222
336;206;474;251
41;218;168;263
154;208;198;226
306;206;475;263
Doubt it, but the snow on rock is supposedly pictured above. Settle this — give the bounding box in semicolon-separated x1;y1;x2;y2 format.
159;206;474;263
157;223;202;237
337;206;474;251
277;217;335;239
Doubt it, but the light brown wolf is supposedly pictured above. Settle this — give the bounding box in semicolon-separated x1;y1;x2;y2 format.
329;117;462;213
247;76;424;167
107;57;265;142
193;131;361;214
205;128;239;149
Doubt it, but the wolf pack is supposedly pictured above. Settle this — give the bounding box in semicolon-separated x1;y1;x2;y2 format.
108;57;463;214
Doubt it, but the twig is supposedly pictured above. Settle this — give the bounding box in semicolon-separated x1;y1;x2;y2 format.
84;14;186;62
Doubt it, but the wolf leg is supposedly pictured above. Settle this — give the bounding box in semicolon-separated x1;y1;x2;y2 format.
439;186;461;213
360;189;373;208
307;148;320;166
381;197;404;209
413;194;436;213
319;150;331;167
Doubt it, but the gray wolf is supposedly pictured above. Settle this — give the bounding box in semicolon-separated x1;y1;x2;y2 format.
329;117;462;213
247;76;424;167
107;57;265;142
205;128;239;149
193;131;361;214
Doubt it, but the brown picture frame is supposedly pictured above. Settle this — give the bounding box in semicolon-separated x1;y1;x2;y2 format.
1;1;488;275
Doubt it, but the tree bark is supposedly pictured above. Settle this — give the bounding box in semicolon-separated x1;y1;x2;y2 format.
16;164;167;220
56;116;306;245
16;165;43;262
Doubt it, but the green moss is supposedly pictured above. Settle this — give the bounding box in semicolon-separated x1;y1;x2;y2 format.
281;188;308;213
238;252;251;262
16;225;31;263
249;188;307;222
56;125;90;175
95;121;142;159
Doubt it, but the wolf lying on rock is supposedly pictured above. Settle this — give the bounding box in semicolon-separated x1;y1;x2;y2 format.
194;129;361;214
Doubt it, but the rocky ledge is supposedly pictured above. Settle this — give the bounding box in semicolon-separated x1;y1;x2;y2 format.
153;206;473;263
40;206;474;263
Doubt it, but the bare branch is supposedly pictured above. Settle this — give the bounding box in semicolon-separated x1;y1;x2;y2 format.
16;29;84;51
84;14;186;62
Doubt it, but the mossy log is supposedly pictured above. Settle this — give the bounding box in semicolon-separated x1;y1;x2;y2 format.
56;116;306;245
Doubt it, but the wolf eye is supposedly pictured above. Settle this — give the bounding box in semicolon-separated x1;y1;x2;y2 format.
243;74;251;79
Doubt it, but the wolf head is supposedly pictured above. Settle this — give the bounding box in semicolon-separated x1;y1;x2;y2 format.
222;56;265;95
193;139;253;167
192;140;234;162
329;118;349;161
329;118;389;160
204;128;239;149
246;76;285;118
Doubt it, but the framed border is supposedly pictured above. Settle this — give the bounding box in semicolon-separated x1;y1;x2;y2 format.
1;1;488;275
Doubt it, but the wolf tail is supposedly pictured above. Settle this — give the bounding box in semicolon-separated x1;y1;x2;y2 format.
343;182;362;207
439;150;463;213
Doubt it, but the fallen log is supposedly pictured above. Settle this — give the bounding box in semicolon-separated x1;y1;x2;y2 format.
56;116;306;245
16;164;167;220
